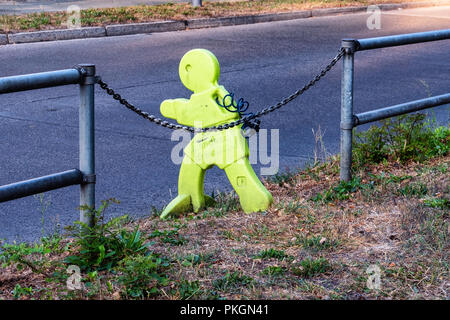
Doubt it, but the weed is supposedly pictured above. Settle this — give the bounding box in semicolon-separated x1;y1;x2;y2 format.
297;235;339;251
117;254;169;299
0;237;61;274
312;125;329;165
34;193;52;238
367;172;412;185
179;252;215;267
200;191;240;218
266;169;297;186
397;182;428;197
292;257;331;278
260;266;286;277
254;248;289;260
212;271;253;293
310;177;373;203
353;113;449;168
175;280;203;299
12;284;33;299
64;199;150;271
149;226;187;246
276;200;303;214
423;197;450;210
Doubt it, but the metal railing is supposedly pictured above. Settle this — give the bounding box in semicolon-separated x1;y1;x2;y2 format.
340;29;450;181
0;65;96;227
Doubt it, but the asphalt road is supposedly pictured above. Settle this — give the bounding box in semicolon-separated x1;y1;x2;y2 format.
1;6;449;243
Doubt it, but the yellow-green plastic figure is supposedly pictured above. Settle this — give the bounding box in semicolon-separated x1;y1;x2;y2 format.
160;49;272;219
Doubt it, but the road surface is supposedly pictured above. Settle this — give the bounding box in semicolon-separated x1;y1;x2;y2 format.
0;6;449;242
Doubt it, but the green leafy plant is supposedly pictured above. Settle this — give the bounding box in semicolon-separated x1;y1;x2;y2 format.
176;280;203;299
353;113;449;168
12;284;33;299
179;252;215;267
260;266;286;277
310;177;373;203
254;248;289;260
423;197;450;210
297;235;339;251
291;257;331;277
200;191;240;218
212;271;253;293
397;182;428;197
64;199;150;271
0;240;57;274
148;226;187;246
118;254;169;299
266;170;297;186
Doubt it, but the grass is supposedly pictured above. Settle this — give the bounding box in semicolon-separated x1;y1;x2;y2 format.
0;115;448;300
254;248;290;260
291;257;331;277
0;0;431;33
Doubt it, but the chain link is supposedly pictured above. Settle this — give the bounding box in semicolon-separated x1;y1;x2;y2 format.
96;47;345;133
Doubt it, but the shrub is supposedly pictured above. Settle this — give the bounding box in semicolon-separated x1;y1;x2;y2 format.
352;113;449;168
64;199;150;271
118;254;169;299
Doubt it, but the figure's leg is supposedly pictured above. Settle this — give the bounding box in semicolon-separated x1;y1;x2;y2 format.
178;160;206;211
160;158;206;219
224;159;272;213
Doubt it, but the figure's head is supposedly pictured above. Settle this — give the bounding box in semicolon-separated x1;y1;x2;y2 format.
179;49;220;93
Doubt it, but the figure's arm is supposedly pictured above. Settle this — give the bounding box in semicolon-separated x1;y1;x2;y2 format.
160;98;189;121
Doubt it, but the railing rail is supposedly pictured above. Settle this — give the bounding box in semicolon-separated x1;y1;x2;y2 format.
0;65;96;226
355;29;450;51
0;69;82;94
340;28;450;181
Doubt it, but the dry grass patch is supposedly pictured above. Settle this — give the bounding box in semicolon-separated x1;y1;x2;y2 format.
0;0;432;33
1;153;447;300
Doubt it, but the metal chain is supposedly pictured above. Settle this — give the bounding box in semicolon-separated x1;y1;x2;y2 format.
96;47;345;133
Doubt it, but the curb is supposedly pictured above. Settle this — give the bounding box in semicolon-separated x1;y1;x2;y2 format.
186;10;312;29
8;26;105;44
1;1;449;45
105;20;186;36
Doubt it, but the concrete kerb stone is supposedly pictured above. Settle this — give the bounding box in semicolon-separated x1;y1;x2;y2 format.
7;27;106;44
0;33;7;45
1;1;449;45
311;6;368;17
105;20;186;36
187;10;312;29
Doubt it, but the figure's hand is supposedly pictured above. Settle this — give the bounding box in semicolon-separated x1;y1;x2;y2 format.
160;99;177;120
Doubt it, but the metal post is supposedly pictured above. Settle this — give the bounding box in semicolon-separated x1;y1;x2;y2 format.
192;0;202;7
79;64;96;227
340;40;356;182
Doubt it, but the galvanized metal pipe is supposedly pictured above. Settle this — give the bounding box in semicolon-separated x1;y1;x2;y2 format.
79;64;96;227
340;40;356;182
191;0;202;7
354;93;450;126
0;69;82;94
356;28;450;51
0;169;83;203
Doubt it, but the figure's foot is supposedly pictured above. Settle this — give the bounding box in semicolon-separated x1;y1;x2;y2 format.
160;194;191;220
239;186;272;213
160;194;216;220
225;161;273;213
